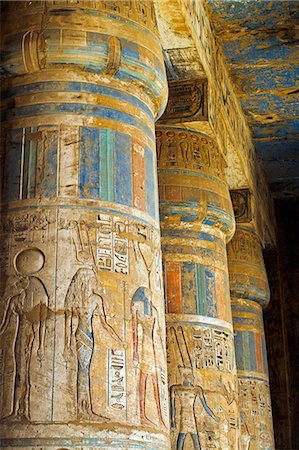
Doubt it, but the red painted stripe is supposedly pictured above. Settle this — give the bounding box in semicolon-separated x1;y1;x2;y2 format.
132;141;146;211
166;261;182;314
255;332;263;373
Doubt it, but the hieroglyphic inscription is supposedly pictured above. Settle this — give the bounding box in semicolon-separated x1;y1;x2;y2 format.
193;327;233;372
160;369;168;418
108;349;126;411
227;229;263;265
239;379;272;418
1;212;50;244
156;128;225;179
96;214;129;274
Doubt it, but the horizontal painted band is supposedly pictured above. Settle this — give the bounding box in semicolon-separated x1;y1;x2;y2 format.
231;300;263;313
2;21;166;102
233;324;264;333
159;201;233;219
12;93;153;135
237;371;269;381
232;307;263;322
4;103;155;141
5;81;155;121
238;373;270;383
229;259;268;274
160;208;234;239
161;243;225;260
158;167;227;188
161;228;224;245
44;53;165;100
3;63;166;118
0;202;160;231
161;236;225;251
5;69;161;116
166;313;233;332
230;291;269;308
2;7;162;54
232;309;263;325
162;251;227;272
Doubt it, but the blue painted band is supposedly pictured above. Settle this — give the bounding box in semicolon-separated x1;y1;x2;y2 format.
161;228;224;245
5;103;155;142
158;167;227;185
5;81;154;121
238;374;269;383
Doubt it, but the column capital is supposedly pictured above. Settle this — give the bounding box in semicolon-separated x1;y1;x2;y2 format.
227;226;270;308
156;125;235;240
1;1;167;118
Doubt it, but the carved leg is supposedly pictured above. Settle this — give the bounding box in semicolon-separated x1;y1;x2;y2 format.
77;344;93;418
177;433;187;450
13;327;28;419
152;374;165;426
191;433;201;450
23;329;34;420
139;370;150;424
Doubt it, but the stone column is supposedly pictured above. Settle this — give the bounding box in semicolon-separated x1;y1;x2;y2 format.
156;126;239;449
0;2;169;448
227;191;275;449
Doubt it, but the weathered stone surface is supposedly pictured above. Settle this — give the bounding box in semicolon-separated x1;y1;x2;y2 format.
0;1;169;448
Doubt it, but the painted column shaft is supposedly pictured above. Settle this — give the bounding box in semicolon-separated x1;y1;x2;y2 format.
156;126;239;449
0;2;169;448
228;227;275;449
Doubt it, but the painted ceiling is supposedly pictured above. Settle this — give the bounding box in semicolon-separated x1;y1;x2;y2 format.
207;0;299;198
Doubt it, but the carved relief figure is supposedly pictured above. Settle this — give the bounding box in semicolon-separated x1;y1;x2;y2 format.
63;267;121;420
170;367;219;450
239;411;251;450
0;248;48;421
131;287;165;427
218;376;239;449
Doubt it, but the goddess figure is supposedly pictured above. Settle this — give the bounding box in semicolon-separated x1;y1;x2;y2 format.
64;267;121;420
131;286;165;426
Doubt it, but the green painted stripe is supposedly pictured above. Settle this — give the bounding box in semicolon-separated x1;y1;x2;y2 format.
100;129;115;202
